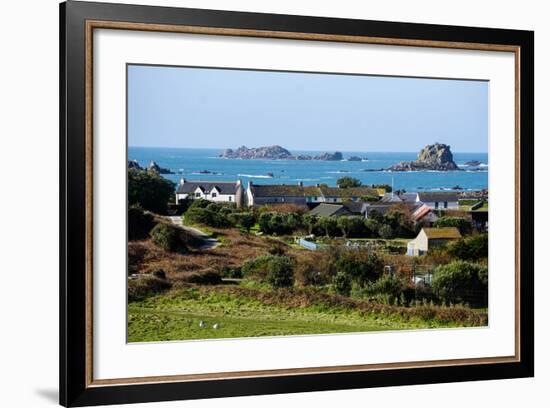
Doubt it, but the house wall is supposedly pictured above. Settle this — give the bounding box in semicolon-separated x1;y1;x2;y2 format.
423;201;459;210
407;230;429;256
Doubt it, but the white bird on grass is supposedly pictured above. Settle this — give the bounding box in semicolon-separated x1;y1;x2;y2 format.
213;323;220;329
199;320;206;328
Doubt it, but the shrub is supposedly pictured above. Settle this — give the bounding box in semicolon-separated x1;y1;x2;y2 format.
365;274;405;299
128;205;156;240
266;256;294;288
128;276;171;301
432;261;488;306
242;255;294;287
337;216;367;238
220;266;243;279
335;251;383;285
229;212;255;231
128;168;175;214
185;207;231;228
317;216;339;237
337;176;362;188
257;212;301;235
378;224;394;239
434;216;472;235
187;270;222;285
333;271;352;296
150;223;186;252
241;255;275;279
189;199;211;209
294;255;328;286
447;234;488;261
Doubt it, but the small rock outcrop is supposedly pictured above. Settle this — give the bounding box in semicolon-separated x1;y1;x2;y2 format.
388;143;459;171
464;160;482;167
147;161;174;174
312;151;343;161
347;156;366;162
128;160;142;170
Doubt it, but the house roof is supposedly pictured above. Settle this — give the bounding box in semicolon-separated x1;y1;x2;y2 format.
417;192;459;202
309;203;348;217
400;192;419;202
363;203;395;216
412;204;433;222
249;184;321;198
320;186;381;198
422;227;462;239
176;181;239;194
342;201;368;214
380;193;403;203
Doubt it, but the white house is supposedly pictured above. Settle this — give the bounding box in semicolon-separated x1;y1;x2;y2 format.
407;227;461;256
415;192;459;210
175;179;243;207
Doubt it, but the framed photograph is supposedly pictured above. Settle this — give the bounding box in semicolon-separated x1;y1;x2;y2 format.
60;1;534;406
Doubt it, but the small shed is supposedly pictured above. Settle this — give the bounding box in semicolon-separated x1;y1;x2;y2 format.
407;227;461;256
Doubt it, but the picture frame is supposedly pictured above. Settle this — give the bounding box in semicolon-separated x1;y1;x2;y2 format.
60;1;534;406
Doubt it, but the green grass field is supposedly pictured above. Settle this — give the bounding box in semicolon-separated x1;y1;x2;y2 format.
128;287;466;342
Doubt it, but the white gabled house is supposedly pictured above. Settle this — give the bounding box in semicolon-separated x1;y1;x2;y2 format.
175;178;243;207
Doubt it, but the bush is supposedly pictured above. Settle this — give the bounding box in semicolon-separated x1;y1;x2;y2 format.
128;168;175;214
241;255;275;280
432;261;488;306
228;212;255;231
317;216;339;237
333;271;352;296
187;270;222;285
378;224;394;239
434;216;472;235
128;205;156;240
364;274;405;300
149;223;186;252
335;251;383;285
337;216;367;238
337;176;362;188
266;256;294;288
185;207;231;228
128;276;171;301
257;212;302;235
220;266;243;279
242;255;294;287
447;234;488;261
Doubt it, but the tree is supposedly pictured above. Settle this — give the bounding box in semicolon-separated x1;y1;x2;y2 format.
128;204;156;240
447;234;488;261
378;224;394;239
231;212;255;232
337;216;366;238
302;214;318;235
434;216;472;235
128;168;175;214
317;216;339;237
337;176;362;188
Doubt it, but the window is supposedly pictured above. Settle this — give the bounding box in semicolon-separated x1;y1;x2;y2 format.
444;201;448;208
195;192;201;198
435;202;439;209
212;193;217;198
228;196;232;202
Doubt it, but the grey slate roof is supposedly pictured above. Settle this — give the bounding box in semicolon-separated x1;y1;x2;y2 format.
309;204;348;217
417;192;459;202
176;181;239;194
249;184;321;198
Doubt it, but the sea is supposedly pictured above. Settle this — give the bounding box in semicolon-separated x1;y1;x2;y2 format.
128;147;488;192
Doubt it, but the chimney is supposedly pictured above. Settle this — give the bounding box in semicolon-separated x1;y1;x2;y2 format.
179;178;186;185
298;181;303;187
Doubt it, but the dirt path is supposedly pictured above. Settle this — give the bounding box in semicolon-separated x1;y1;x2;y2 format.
168;216;220;250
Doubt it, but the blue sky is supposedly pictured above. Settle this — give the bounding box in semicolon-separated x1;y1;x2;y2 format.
128;64;488;153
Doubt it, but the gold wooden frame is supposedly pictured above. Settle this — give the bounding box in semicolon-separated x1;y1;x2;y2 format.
84;20;521;388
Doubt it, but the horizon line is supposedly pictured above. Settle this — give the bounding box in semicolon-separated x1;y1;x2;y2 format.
128;145;488;154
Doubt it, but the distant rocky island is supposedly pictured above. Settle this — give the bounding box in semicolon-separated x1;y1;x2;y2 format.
387;143;459;171
219;145;343;161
